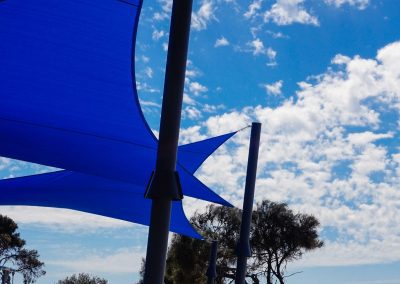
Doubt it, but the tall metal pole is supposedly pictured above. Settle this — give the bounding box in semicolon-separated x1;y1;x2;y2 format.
206;241;218;284
235;122;261;284
143;0;193;283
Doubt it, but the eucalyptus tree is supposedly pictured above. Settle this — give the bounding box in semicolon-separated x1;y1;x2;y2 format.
0;214;45;284
161;200;323;284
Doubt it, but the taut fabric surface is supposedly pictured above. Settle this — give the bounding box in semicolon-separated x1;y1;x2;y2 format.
0;0;234;238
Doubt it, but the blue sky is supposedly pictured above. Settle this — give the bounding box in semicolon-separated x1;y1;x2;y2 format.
1;0;400;283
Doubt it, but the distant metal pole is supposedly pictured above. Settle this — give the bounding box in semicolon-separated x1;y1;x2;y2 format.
206;241;218;284
143;0;193;283
235;122;261;284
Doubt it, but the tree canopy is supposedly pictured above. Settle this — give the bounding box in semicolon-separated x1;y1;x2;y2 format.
57;273;108;284
0;214;45;284
162;200;323;284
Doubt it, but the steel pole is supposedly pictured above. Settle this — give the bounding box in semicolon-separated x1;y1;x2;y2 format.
235;122;261;284
206;241;218;284
143;0;193;283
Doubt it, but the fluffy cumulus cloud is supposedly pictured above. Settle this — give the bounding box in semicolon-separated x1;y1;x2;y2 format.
264;0;319;26
188;41;400;266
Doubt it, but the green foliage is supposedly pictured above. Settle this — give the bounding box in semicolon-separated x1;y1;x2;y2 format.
0;214;46;284
162;200;323;284
0;214;25;253
164;235;211;284
56;273;108;284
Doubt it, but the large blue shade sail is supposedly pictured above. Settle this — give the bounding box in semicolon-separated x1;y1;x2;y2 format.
0;0;235;237
0;0;150;145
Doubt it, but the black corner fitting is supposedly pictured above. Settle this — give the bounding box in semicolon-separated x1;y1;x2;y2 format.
144;170;183;200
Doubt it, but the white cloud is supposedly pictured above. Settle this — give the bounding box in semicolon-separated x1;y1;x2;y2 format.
266;47;277;63
185;60;201;78
180;126;208;144
141;55;150;63
262;80;283;95
332;54;351;65
248;38;265;55
162;42;168;52
203;103;226;113
189;81;208;96
152;29;165;41
190;41;400;266
192;0;216;31
184;106;202;120
139;99;161;108
183;93;197;106
185;69;200;78
0;158;57;179
205;111;251;136
247;38;277;66
347;131;393;146
0;157;11;171
264;0;319;26
144;67;153;78
351;143;387;176
267;30;288;39
244;0;263;19
152;0;172;21
214;36;230;47
325;0;369;10
0;206;134;232
136;81;160;93
48;248;144;273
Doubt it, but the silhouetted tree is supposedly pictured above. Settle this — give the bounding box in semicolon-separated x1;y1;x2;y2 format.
140;200;323;284
251;201;324;284
0;214;45;283
136;258;145;284
57;273;108;284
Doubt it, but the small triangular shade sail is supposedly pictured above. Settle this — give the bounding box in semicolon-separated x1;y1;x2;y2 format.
0;0;234;237
0;171;202;238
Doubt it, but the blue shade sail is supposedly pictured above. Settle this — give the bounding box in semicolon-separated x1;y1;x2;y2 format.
0;0;150;145
0;0;233;200
0;131;236;238
0;171;202;239
178;132;236;174
0;0;235;235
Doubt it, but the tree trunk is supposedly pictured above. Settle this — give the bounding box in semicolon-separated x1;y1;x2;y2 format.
250;274;260;284
275;262;284;284
266;252;272;284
